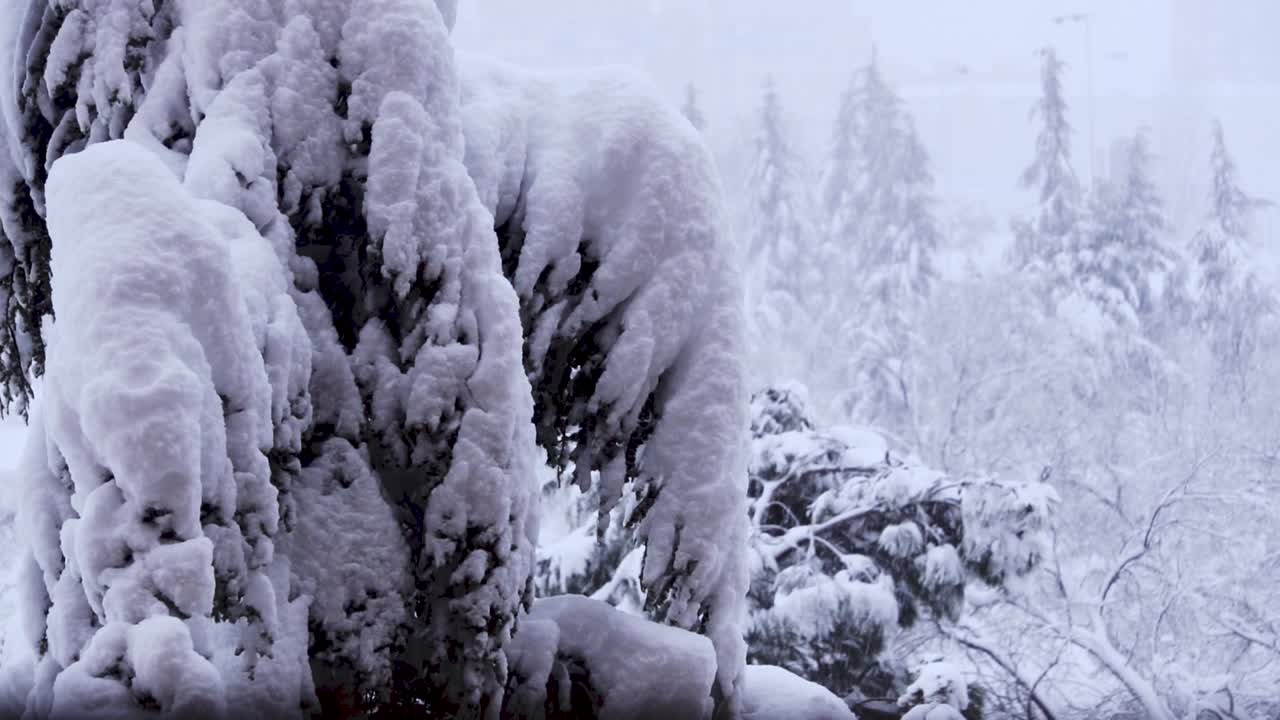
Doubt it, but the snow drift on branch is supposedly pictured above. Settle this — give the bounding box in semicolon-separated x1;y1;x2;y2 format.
460;55;751;702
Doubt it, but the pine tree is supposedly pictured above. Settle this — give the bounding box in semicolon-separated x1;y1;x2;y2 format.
1191;120;1274;374
744;77;820;381
858;115;940;307
1068;131;1176;330
820;59;867;252
747;78;812;290
1012;48;1083;300
0;2;750;717
1193;121;1270;327
820;53;939;429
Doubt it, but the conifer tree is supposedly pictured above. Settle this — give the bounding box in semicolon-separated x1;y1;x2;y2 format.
1069;131;1176;330
1191;120;1274;374
818;53;939;429
1012;48;1083;304
744;77;820;382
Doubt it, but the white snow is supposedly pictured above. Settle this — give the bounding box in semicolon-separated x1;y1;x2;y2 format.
918;544;964;592
740;665;854;720
507;595;718;720
961;477;1059;584
899;659;968;710
11;138;295;716
878;522;924;559
0;1;756;715
767;571;899;644
460;54;750;704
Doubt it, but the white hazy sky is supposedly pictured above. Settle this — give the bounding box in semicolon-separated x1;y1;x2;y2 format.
455;1;1280;237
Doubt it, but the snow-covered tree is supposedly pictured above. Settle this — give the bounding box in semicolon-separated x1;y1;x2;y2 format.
0;2;750;718
820;52;938;299
461;56;750;708
819;59;868;254
1190;120;1273;378
1012;48;1083;305
1065;131;1177;331
743;77;820;383
742;384;1055;702
844;112;941;431
812;54;941;428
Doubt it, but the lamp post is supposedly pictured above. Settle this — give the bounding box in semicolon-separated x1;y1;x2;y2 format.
1053;12;1095;189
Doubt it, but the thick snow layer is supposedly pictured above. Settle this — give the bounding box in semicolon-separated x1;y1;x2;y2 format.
2;0;750;715
7;0;539;710
768;571;898;643
15;139;288;716
507;595;717;720
740;665;854;720
460;55;750;703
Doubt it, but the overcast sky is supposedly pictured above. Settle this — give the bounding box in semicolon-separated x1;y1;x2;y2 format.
455;1;1280;237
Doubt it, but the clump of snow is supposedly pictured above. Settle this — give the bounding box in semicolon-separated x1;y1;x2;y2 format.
918;544;964;592
878;522;924;559
740;665;855;720
827;426;889;467
749;384;814;437
767;570;899;645
899;659;968;711
14;139;300;716
961;477;1059;585
506;595;718;720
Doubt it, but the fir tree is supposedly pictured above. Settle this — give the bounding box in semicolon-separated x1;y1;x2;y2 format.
1191;120;1274;376
1068;131;1176;330
1193;120;1271;327
820;53;939;429
0;2;750;716
744;77;821;381
1012;48;1083;299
